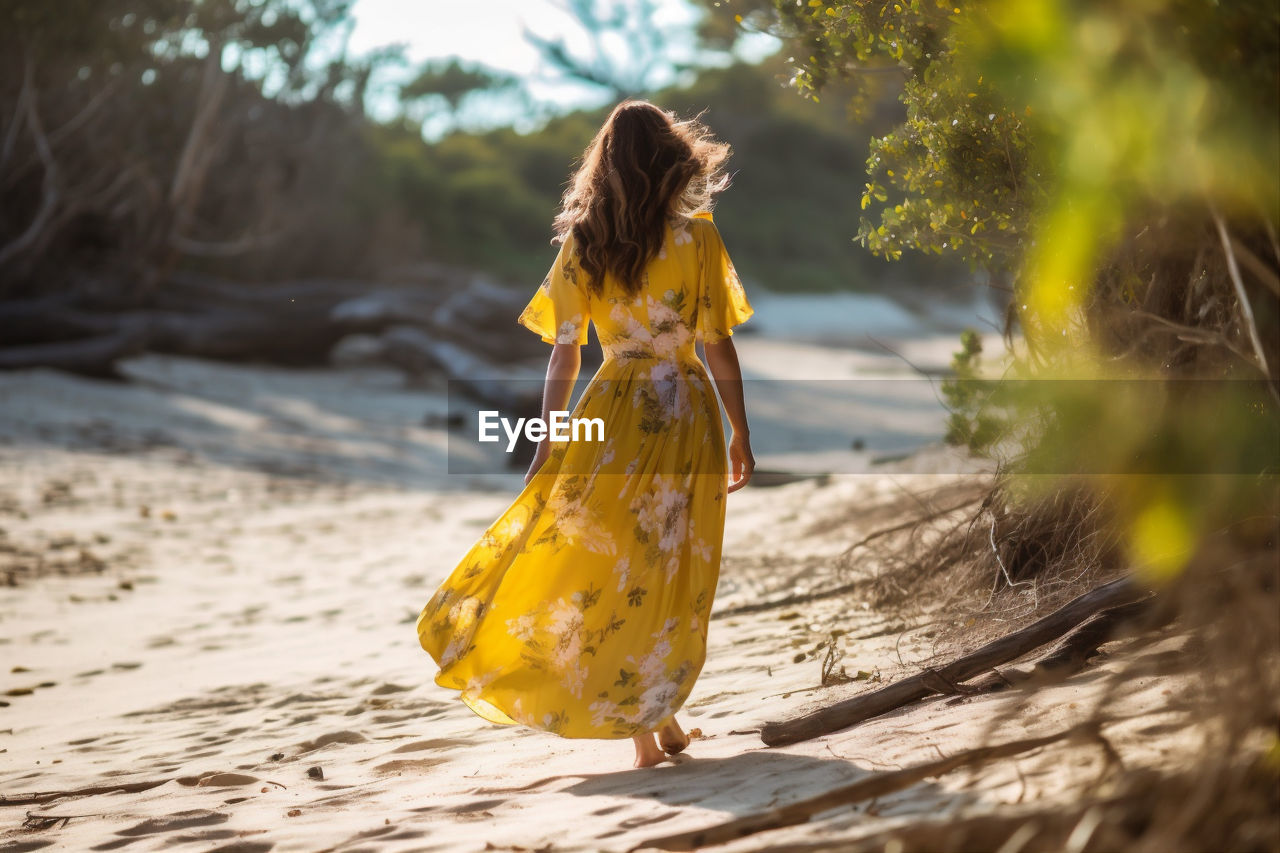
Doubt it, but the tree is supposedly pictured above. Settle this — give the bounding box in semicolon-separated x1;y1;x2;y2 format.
524;0;751;101
399;59;519;135
755;0;1279;577
0;0;404;291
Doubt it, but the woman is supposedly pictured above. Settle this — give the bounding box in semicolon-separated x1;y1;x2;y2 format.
417;100;754;769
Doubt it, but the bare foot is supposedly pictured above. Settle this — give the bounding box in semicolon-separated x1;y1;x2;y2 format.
632;733;666;768
658;717;690;755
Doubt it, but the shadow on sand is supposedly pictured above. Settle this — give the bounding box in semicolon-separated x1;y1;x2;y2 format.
560;748;951;817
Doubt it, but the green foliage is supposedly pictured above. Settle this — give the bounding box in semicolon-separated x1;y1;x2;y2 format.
401;60;516;113
764;0;1280;580
963;0;1279;342
940;328;1003;453
367;111;602;281
768;1;1039;273
382;56;963;292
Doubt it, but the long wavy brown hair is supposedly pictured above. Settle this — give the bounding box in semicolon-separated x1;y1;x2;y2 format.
553;100;731;298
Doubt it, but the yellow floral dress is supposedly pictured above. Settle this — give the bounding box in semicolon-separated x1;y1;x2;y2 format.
417;213;753;738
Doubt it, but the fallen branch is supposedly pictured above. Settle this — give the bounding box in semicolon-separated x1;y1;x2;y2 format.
948;597;1155;698
760;576;1141;746
634;723;1095;851
379;325;542;417
23;811;102;830
0;269;544;376
1;777;176;807
0;327;147;378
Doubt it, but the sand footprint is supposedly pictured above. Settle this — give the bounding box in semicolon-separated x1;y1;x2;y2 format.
372;757;446;775
386;737;468;754
196;772;260;787
113;809;229;837
369;682;412;696
294;730;368;754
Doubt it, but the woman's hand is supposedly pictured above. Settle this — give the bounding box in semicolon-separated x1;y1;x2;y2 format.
727;431;754;493
524;441;551;486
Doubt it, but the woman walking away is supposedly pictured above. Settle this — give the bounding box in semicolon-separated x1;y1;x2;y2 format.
417;100;755;769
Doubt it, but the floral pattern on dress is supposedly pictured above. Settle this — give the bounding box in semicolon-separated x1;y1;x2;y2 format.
418;214;751;739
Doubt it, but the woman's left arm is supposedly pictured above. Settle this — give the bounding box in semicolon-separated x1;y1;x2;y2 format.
525;342;582;484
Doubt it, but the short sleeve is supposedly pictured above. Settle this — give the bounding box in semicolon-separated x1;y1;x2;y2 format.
518;235;591;345
694;216;754;343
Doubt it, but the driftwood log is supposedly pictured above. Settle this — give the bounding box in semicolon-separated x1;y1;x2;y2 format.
760;576;1144;746
380;326;542;418
0;264;563;395
0;281;376;370
0;326;147;378
0;302;344;366
951;597;1158;698
635;723;1097;851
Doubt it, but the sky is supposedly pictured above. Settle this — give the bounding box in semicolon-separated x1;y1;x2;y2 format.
346;0;780;135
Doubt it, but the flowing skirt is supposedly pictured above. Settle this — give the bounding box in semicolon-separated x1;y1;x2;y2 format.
417;355;727;738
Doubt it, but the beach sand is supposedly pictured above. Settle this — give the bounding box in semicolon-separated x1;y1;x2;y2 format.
0;344;1198;852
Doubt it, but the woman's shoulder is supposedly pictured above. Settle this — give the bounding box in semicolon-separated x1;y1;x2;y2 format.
670;212;721;244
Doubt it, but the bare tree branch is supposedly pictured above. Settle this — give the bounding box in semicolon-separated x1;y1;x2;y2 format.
0;52;34;173
523;0;679;99
1124;308;1260;370
46;77;122;151
169;44;231;236
169;231;283;258
1212;208;1275;391
0;55;60;271
1227;233;1280;298
522;26;628;98
2;77;124;192
1260;212;1280;267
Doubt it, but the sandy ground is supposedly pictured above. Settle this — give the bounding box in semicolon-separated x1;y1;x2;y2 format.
0;342;1197;853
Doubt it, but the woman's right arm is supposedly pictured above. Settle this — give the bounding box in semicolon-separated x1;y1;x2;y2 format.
704;337;754;492
524;342;582;485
